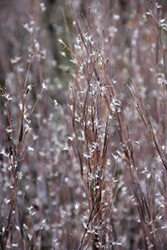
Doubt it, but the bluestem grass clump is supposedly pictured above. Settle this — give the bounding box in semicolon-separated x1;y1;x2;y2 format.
65;1;167;249
1;0;167;249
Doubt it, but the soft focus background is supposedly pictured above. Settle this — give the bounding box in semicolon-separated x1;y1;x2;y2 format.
1;0;167;249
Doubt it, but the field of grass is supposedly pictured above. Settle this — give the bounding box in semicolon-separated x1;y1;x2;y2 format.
0;0;167;249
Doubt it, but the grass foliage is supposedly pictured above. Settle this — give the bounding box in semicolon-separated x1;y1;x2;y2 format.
0;0;167;249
